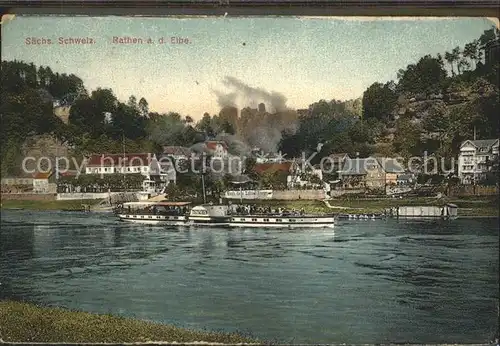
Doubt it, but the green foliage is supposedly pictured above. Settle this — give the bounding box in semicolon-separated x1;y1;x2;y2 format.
393;117;423;158
397;55;447;94
259;170;288;189
2;25;499;178
362;82;397;122
147;112;199;146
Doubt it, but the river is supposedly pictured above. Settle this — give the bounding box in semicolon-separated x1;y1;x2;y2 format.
0;210;498;343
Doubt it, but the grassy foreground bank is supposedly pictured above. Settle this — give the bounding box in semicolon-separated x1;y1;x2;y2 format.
0;301;258;344
0;199;97;211
244;197;499;217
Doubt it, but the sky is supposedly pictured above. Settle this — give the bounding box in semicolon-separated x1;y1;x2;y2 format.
1;15;495;119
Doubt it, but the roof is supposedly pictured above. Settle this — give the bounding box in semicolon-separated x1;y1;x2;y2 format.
86;153;154;167
253;162;292;174
163;146;192;156
397;174;414;180
32;171;53;179
328;153;349;160
230;174;254;184
376;157;405;173
205;141;228;151
59;170;80;177
461;139;499;150
339;157;381;175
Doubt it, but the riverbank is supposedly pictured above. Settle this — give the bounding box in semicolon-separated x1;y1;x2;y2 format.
0;300;258;344
0;199;98;211
1;196;498;217
247;197;499;217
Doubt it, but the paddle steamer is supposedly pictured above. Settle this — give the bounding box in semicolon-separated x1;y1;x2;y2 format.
116;201;191;225
188;204;335;229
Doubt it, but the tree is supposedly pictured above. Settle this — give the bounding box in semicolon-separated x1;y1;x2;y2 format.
445;51;455;76
479;27;497;47
147;112;190;146
111;102;147;140
91;88;117;114
138;97;149;117
69;98;104;137
451;47;461;73
397;55;447;93
393;117;423;158
127;95;137;109
457;58;471;74
196;113;214;136
463;40;480;69
362;82;397;122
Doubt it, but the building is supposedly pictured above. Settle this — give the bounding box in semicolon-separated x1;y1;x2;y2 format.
253;162;293;175
84;153;155;175
1;175;34;193
376;157;406;186
254;151;287;164
396;173;416;186
205;141;228;158
53;105;71;124
338;157;385;190
32;171;55;193
482;39;500;66
286;160;324;189
325;153;349;175
163;146;193;161
149;154;177;186
458;139;499;184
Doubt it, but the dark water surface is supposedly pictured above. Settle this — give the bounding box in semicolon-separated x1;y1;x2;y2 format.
0;210;498;343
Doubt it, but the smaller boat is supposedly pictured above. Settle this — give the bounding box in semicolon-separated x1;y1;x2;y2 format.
387;204;458;219
337;213;385;220
116;201;191;225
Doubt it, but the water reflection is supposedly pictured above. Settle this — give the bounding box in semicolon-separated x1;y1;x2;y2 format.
0;210;498;344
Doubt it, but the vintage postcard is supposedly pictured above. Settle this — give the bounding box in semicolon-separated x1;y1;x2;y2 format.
1;15;498;344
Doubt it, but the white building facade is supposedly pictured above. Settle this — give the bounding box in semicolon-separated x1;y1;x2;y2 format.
458;139;499;184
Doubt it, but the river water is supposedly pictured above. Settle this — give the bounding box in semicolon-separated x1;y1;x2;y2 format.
0;210;498;343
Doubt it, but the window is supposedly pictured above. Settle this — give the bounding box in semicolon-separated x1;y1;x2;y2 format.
276;219;282;222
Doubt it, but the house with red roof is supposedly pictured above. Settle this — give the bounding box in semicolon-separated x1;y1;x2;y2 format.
162;146;193;160
83;153;176;187
32;171;55;193
84;153;154;175
205;141;228;158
